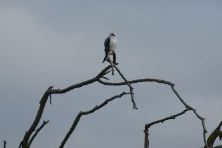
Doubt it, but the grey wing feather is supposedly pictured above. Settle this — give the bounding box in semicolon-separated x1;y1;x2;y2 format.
104;37;110;51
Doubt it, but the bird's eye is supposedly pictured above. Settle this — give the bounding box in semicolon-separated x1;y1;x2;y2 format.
111;33;115;36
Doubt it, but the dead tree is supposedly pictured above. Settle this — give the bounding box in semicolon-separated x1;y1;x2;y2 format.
3;62;208;148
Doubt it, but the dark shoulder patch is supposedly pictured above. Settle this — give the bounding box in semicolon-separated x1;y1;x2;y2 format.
104;37;110;48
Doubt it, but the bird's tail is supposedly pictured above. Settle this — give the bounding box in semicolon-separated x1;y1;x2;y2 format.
102;57;106;63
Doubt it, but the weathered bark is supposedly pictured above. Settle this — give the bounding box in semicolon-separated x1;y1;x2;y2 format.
205;121;222;148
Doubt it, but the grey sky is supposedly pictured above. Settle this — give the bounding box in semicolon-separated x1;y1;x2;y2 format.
0;1;222;148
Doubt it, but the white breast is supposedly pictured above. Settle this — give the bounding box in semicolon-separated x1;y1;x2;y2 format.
109;36;117;51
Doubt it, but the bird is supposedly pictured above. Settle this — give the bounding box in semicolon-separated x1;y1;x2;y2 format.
102;33;118;65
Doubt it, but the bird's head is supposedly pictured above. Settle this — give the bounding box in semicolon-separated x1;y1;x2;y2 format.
109;32;116;37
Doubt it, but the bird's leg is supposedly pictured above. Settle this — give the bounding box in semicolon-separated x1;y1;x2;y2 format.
112;51;118;65
102;49;109;63
107;57;115;75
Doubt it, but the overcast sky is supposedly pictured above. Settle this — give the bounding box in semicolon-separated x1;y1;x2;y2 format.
0;1;222;148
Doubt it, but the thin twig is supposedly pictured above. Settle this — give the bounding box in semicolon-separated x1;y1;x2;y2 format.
112;64;137;109
144;109;191;148
171;85;190;109
101;76;109;80
28;120;49;147
171;86;208;148
59;92;129;148
145;109;191;129
3;140;6;148
98;78;174;86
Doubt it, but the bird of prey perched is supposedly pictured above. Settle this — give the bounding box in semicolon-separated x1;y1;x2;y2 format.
102;33;118;65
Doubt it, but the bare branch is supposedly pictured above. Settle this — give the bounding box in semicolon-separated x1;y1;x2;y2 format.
20;87;52;148
144;109;191;148
3;140;6;148
205;121;222;148
19;66;111;148
171;86;208;147
28;120;49;147
50;65;112;94
112;64;137;109
170;85;190;108
145;109;191;129
99;77;207;147
101;76;109;80
59;92;128;148
98;78;174;86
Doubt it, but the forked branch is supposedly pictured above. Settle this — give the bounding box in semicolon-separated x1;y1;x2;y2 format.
98;77;208;147
28;120;49;147
112;64;137;109
144;109;191;148
171;86;208;147
19;65;112;148
59;92;129;148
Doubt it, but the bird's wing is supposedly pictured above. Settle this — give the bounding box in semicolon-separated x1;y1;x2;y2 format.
104;37;110;50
